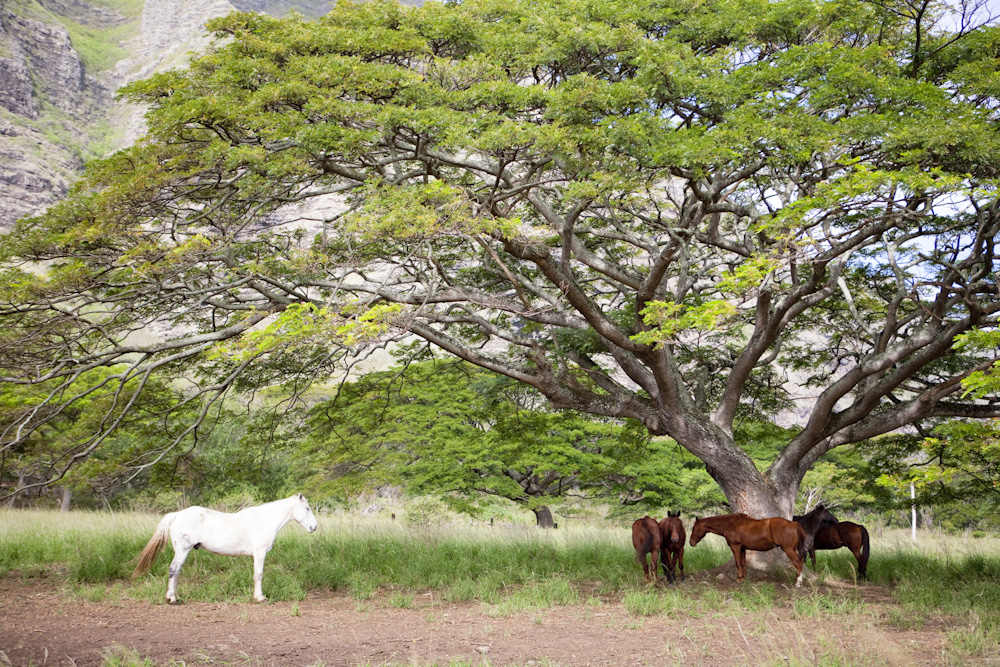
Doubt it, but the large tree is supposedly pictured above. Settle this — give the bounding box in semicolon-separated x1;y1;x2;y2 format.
2;0;1000;516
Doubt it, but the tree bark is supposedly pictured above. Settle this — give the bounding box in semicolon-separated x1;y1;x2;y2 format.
60;487;72;512
681;428;805;577
6;473;26;508
672;416;797;519
709;459;792;519
532;505;555;528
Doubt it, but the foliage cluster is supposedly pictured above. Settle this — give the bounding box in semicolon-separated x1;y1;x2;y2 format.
297;359;660;523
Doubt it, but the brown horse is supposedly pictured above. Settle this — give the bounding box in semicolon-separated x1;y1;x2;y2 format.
631;516;662;584
658;511;685;584
809;521;871;581
689;513;808;587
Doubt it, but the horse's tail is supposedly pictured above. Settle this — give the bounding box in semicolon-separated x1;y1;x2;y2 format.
859;524;871;579
795;522;808;562
636;527;655;564
132;513;174;578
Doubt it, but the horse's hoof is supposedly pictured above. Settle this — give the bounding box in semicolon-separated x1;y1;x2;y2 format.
254;596;268;603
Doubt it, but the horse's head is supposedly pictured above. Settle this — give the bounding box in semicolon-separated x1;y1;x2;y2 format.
815;505;838;527
665;511;682;542
689;517;706;546
292;493;318;533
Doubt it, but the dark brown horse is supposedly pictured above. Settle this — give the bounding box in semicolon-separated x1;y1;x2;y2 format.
658;511;685;584
689;513;808;587
793;505;838;553
631;516;662;584
807;521;871;581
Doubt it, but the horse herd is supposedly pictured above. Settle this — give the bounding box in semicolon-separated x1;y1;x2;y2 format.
632;507;871;588
129;494;871;604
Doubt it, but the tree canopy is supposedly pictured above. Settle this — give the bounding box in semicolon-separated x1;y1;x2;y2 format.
2;0;1000;515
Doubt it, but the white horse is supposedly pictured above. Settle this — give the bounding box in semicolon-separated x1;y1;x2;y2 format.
132;493;318;603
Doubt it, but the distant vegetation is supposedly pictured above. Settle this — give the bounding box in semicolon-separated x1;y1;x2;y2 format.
10;0;143;72
229;0;366;19
4;359;996;534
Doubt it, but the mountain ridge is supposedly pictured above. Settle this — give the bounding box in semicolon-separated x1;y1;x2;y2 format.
0;0;326;229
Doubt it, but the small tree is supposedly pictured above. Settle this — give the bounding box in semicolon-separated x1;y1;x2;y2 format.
300;360;652;526
0;369;196;507
872;420;1000;525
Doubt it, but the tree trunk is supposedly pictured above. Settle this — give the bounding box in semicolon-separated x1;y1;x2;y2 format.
673;417;799;519
60;487;72;512
6;472;26;508
715;468;795;519
694;437;804;577
532;505;555;528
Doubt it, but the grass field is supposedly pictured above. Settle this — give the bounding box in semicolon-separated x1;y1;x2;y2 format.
1;509;999;665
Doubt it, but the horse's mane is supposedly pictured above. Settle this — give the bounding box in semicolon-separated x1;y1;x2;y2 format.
701;513;748;521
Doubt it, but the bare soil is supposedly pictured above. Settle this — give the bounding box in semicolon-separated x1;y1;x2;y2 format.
0;576;985;667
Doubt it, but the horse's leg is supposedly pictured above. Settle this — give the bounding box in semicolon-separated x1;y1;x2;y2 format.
809;549;817;570
678;546;684;582
858;527;871;581
729;543;745;582
165;545;191;604
848;544;864;580
663;550;675;585
780;544;805;588
252;548;269;602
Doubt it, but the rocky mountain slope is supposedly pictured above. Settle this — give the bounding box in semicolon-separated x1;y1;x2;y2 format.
0;0;115;228
0;0;433;230
0;0;334;230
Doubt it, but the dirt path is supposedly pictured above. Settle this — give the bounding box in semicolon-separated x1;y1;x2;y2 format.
0;579;961;666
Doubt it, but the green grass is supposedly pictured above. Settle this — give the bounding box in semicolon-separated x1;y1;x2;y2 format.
732;581;776;611
4;512;1000;665
622;587;683;616
864;531;1000;659
61;21;138;72
0;510;155;579
792;589;863;617
0;510;723;604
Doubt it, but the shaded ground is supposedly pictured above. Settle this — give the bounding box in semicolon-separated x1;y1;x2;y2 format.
0;577;979;667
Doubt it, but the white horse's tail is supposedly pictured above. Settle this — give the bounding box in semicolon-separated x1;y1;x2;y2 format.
132;513;175;578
